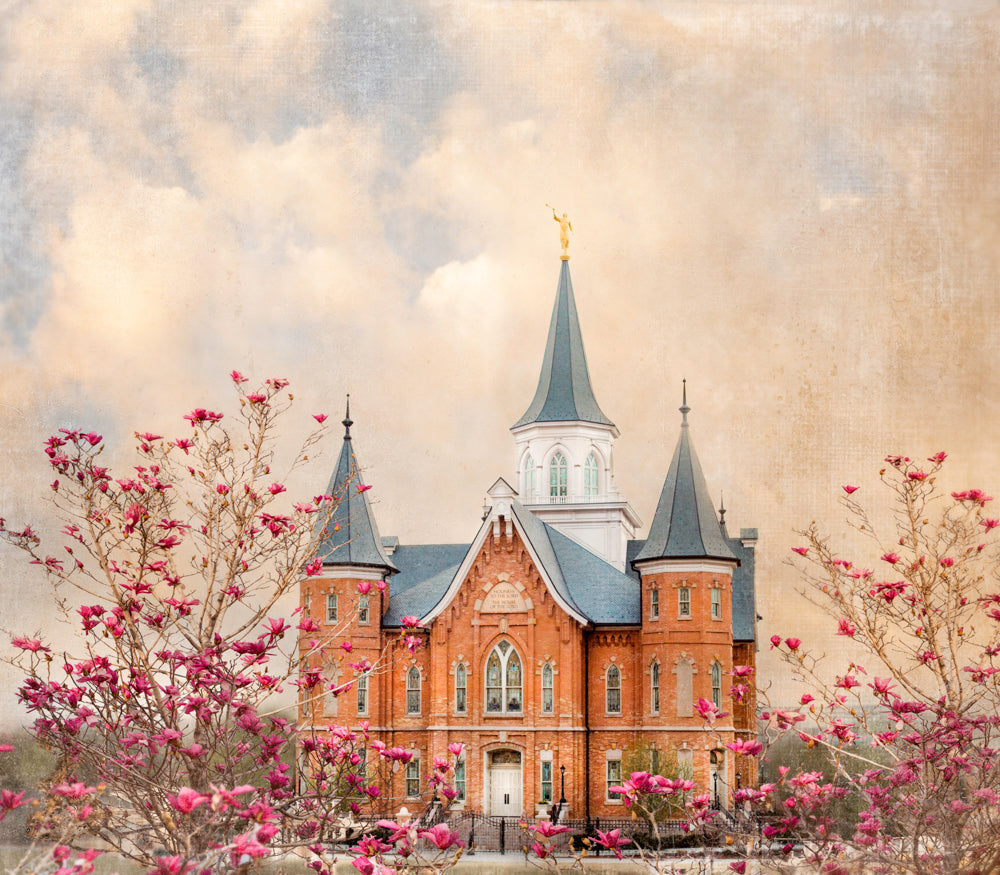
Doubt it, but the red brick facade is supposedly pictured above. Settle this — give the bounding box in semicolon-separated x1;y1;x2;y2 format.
299;523;757;817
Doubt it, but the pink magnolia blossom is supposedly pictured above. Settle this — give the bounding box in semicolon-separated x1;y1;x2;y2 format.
169;788;208;814
356;483;373;493
304;558;322;576
313;414;327;424
447;743;464;756
533;820;570;838
881;552;901;564
785;637;802;650
12;636;49;652
401;616;420;629
770;634;782;649
593;828;630;860
928;451;947;464
843;485;859;494
230;370;248;383
837;618;856;637
419;823;462;851
357;580;372;595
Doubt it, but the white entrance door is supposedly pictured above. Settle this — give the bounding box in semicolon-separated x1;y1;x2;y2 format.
489;764;522;815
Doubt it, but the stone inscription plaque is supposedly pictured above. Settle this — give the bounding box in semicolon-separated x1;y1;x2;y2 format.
481;581;526;613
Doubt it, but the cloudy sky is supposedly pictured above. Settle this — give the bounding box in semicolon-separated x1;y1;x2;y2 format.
1;0;998;706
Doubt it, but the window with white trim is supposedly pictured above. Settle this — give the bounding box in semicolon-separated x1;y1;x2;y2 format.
651;661;660;714
540;760;553;803
549;453;567;502
541;663;554;714
678;586;691;618
584;453;599;498
454;756;466;803
712;661;723;709
455;663;467;714
606;664;622;714
711;587;721;619
485;641;522;714
650;588;659;620
358;594;370;624
606;754;622;801
406;667;421;714
356;673;368;715
326;593;338;623
405;757;420;797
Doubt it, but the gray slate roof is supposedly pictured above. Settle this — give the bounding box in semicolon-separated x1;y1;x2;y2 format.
315;424;397;574
382;544;468;626
512;260;614;429
727;528;757;642
380;500;640;627
633;401;737;565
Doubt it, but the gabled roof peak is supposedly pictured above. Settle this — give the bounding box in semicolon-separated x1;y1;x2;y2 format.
512;260;614;430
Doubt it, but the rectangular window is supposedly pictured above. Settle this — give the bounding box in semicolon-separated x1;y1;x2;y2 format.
326;593;338;624
358;595;370;624
650;588;659;620
357;674;368;715
455;664;467;714
711;587;721;619
455;757;466;803
540;761;553;803
606;757;622;801
678;586;691;618
541;664;554;714
405;758;420;797
650;747;660;775
651;663;660;715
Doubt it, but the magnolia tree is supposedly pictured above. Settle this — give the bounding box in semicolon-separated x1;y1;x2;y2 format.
0;374;465;875
761;452;1000;875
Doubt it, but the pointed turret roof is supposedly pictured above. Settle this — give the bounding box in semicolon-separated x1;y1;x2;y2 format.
512;260;614;429
633;384;737;565
314;398;397;573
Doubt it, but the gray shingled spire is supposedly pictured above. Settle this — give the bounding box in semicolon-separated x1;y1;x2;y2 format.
314;397;398;573
512;260;614;429
633;383;737;564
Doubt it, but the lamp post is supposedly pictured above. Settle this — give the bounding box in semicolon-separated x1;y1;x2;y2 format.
559;764;566;806
736;771;742;791
713;771;719;809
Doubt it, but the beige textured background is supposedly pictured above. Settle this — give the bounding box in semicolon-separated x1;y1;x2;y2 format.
0;1;997;716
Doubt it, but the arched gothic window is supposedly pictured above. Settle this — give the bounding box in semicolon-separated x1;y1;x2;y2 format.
584;453;599;498
606;664;622;714
524;454;536;501
406;666;421;714
485;640;522;714
541;663;554;714
549;453;567;502
711;661;722;709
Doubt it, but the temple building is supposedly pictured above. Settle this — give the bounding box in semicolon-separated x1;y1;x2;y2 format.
298;251;759;819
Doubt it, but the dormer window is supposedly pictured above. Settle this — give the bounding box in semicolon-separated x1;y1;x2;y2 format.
549;453;568;502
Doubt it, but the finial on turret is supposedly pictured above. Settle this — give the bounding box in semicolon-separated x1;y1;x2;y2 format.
719;492;727;525
680;379;690;425
342;394;353;440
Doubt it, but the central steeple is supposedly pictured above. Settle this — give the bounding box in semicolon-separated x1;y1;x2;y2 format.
511;258;639;571
512;260;614;429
